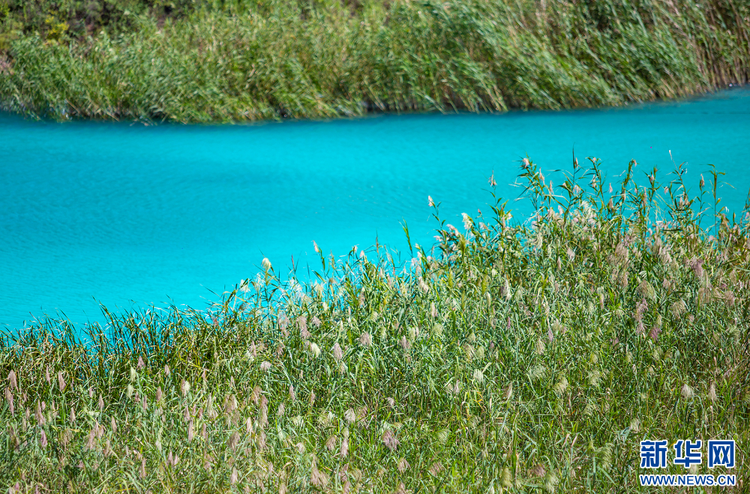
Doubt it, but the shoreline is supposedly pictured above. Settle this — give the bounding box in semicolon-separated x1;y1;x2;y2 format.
1;0;748;123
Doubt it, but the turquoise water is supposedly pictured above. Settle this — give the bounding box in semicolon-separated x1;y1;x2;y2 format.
1;88;749;330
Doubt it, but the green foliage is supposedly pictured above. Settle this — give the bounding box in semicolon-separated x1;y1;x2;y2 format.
0;0;748;121
1;159;748;491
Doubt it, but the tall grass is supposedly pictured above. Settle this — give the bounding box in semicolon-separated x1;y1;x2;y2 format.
1;158;748;491
0;0;748;122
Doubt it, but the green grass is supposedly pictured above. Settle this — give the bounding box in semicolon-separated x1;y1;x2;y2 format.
1;158;748;492
0;0;748;122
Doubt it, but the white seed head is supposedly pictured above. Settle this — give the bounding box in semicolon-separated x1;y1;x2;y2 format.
180;380;191;397
681;384;694;399
333;343;343;362
472;369;484;383
708;382;717;403
8;370;17;391
359;332;372;346
382;429;399;452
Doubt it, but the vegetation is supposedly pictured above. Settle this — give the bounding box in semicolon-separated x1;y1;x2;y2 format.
1;158;748;492
0;0;748;121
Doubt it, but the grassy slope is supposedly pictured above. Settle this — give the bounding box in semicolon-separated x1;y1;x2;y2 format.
1;159;748;492
0;0;748;122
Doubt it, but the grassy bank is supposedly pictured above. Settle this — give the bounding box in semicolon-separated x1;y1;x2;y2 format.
0;0;748;122
1;159;748;492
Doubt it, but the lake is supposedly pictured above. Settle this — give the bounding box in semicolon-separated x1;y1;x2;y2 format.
1;87;749;330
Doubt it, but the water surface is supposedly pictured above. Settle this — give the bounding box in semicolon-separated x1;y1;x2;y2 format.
1;88;749;330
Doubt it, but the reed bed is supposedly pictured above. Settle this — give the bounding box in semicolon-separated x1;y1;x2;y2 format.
0;0;748;122
1;159;748;492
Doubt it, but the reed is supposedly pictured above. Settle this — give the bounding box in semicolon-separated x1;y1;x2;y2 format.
1;158;748;491
0;0;748;122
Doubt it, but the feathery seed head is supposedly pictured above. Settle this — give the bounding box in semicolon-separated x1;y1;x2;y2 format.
708;382;717;402
681;384;694;399
536;338;546;355
260;361;272;371
311;462;329;488
310;342;321;358
326;435;337;451
462;213;473;231
333;342;343;362
629;418;641;433
472;369;484;383
553;376;568;396
399;335;410;350
8;370;17;391
528;365;546;381
382;429;399;452
57;372;66;392
429;462;445;476
181;380;191;397
229;431;240;450
298;316;310;338
359;332;372;346
4;388;13;414
35;402;45;425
